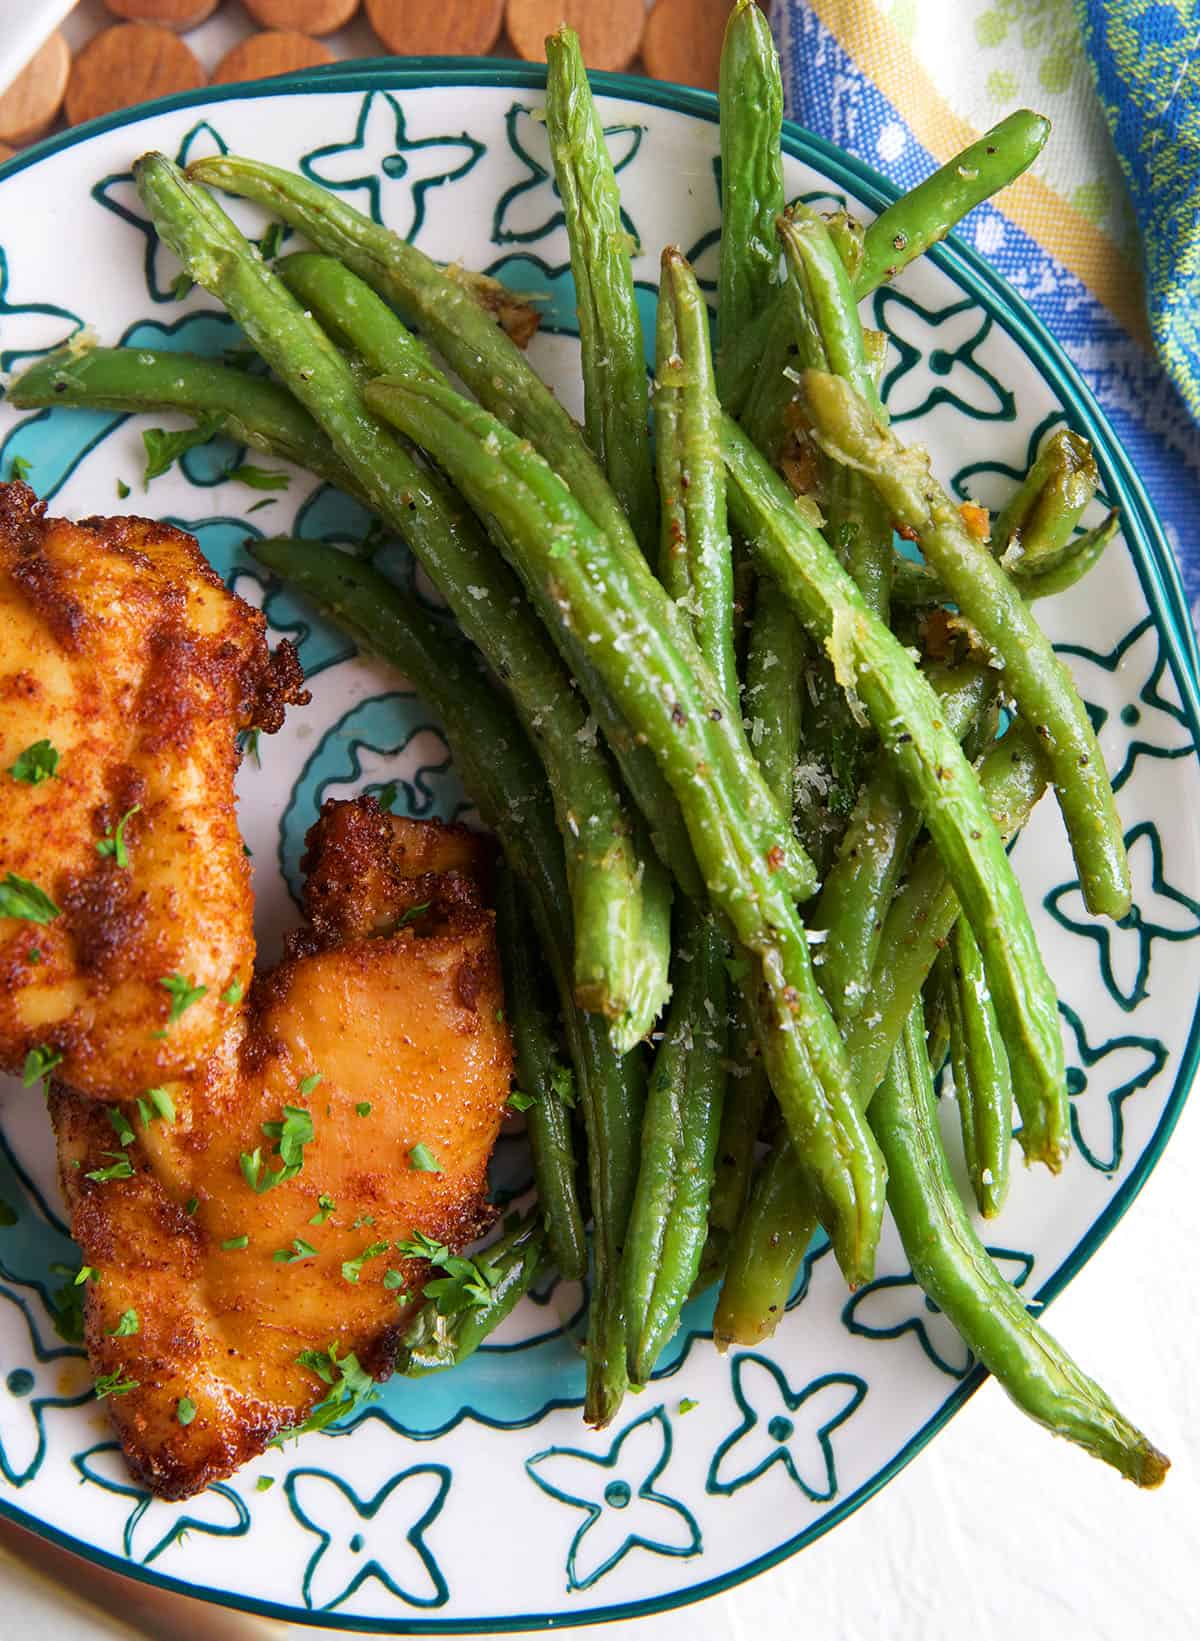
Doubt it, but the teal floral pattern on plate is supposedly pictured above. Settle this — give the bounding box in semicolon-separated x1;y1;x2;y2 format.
0;66;1198;1632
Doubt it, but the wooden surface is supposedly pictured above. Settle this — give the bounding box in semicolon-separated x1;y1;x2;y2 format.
103;0;223;29
0;30;71;145
64;23;206;126
364;0;506;56
211;30;335;84
644;0;732;89
506;0;647;71
242;0;363;36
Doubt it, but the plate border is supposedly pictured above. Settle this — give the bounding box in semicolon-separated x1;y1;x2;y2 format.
1;59;1198;1633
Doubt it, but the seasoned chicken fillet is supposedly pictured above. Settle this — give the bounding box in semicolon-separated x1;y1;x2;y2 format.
52;801;511;1499
0;481;305;1101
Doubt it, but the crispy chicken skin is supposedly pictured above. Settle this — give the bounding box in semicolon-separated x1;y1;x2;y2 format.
0;481;305;1101
52;801;511;1499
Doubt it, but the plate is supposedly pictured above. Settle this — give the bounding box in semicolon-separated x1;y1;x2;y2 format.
0;62;1198;1634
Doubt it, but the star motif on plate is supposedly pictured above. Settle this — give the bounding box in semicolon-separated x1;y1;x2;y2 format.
526;1406;700;1592
873;288;1016;425
842;1250;1035;1378
707;1354;865;1499
91;121;236;304
301;91;483;243
1059;1001;1167;1173
0;1286;89;1486
1045;821;1200;1010
284;1465;450;1612
74;1442;249;1564
493;101;643;248
1056;616;1195;792
0;244;83;374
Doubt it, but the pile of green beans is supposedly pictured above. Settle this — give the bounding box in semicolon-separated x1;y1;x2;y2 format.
12;17;1167;1484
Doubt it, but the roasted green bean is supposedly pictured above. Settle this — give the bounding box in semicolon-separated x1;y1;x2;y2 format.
944;917;1013;1219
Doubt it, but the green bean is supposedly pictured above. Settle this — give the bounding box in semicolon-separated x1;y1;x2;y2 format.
843;720;1049;1105
136;154;667;1046
716;0;786;402
623;903;728;1382
872;999;1168;1487
944;917;1013;1219
495;867;588;1280
656;247;738;702
723;414;1068;1170
803;368;1131;921
8;344;355;492
366;371;885;1287
274;249;688;944
713;1137;820;1350
706;1017;771;1252
810;662;993;1018
395;1212;546;1376
925;955;953;1077
247;538;643;1427
191;154;805;893
890;510;1120;610
989;429;1099;569
545;27;657;557
854;111;1051;297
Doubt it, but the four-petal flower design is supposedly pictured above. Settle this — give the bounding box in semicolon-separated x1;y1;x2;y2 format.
1059;1002;1167;1173
843;1251;1035;1378
874;288;1016;424
0;1286;89;1486
493;102;643;247
74;1442;249;1563
302;91;483;242
1045;822;1200;1009
526;1407;700;1592
1057;617;1195;793
707;1354;865;1499
0;245;83;374
284;1465;451;1612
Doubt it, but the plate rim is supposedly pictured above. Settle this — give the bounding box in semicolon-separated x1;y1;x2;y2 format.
1;58;1198;1634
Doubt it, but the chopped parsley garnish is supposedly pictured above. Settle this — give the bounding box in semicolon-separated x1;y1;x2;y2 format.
160;972;207;1025
184;1196;199;1216
8;455;32;483
375;781;398;813
550;1064;577;1109
106;1308;139;1337
75;1265;98;1285
96;803;140;868
246;498;276;515
142;415;221;485
85;1151;133;1183
242;1104;314;1193
273;1236;317;1265
495;1007;505;1023
116;478;131;500
94;1371;139;1399
298;1073;322;1097
355;1102;372;1118
177;1396;197;1426
170;271;194;300
507;1089;537;1113
678;1397;699;1415
26;948;40;964
408;1143;443;1173
222;979;244;1005
240;728;262;768
274;1343;376;1443
309;1193;336;1227
394;1230;500;1317
255;1475;275;1492
8;739;58;785
22;1044;62;1089
0;872;60;925
351;1214;375;1229
136;1086;176;1127
107;1107;136;1147
259;221;285;261
221;1234;249;1251
47;1264;91;1343
226;463;290;491
341;1240;390;1284
394;901;431;931
383;1268;410;1302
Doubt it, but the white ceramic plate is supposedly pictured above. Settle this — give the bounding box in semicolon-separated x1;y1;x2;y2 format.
0;63;1198;1633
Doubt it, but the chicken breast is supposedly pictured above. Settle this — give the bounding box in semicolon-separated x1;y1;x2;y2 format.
0;481;305;1101
52;800;511;1500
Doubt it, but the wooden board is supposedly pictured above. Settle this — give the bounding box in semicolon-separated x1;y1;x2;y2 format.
505;0;646;72
103;0;223;28
0;30;70;146
643;0;735;90
65;24;206;128
364;0;505;56
243;0;362;35
211;31;335;85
